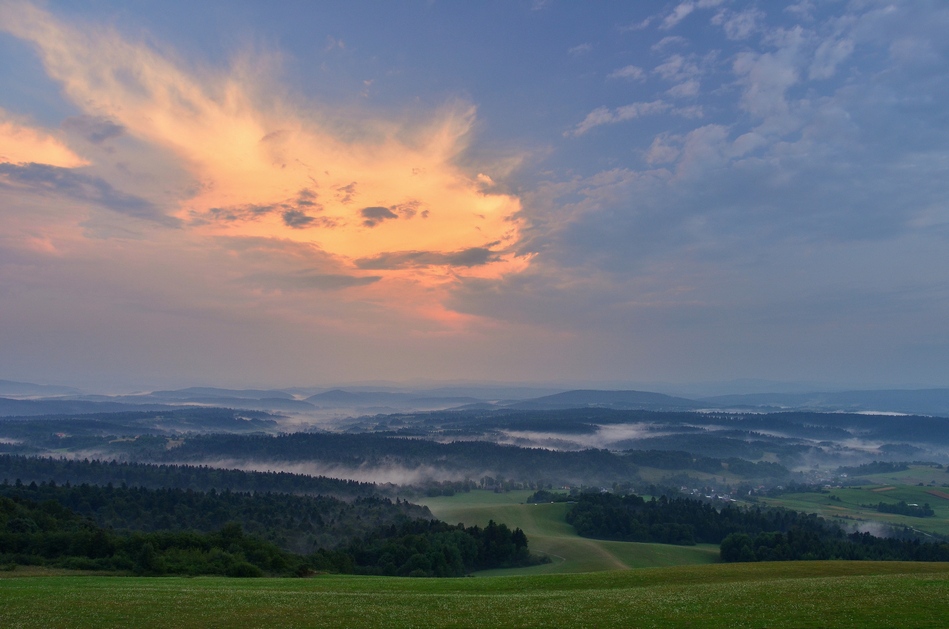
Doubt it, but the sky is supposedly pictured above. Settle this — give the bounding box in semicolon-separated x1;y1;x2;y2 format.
1;0;947;391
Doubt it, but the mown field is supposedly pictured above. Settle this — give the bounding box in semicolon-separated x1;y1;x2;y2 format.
3;562;949;628
419;489;719;575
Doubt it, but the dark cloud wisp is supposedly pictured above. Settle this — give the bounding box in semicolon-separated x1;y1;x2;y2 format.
0;162;178;226
361;206;399;227
61;115;125;144
355;246;498;270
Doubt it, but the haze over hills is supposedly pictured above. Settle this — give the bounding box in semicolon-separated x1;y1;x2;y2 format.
0;379;82;398
1;379;948;418
701;389;949;416
498;389;701;412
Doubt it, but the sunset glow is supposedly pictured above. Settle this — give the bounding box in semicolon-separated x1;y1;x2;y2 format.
1;0;947;389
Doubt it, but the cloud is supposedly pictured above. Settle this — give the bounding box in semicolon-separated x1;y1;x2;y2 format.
607;65;645;81
732;36;804;131
0;1;529;322
0;162;178;226
809;37;854;79
244;270;380;291
620;17;654;32
361;206;398;227
282;209;315;228
0;111;87;168
568;101;671;136
568;43;592;56
645;135;682;165
712;8;765;41
61;115;125;145
662;3;696;30
667;79;700;98
654;54;703;81
197;204;276;224
651;36;688;52
355;247;498;270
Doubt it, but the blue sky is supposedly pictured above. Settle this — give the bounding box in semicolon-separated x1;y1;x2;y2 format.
0;0;947;390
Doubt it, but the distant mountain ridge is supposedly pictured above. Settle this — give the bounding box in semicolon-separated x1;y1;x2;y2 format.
502;389;701;411
0;379;81;398
702;388;949;416
2;378;948;418
150;387;296;400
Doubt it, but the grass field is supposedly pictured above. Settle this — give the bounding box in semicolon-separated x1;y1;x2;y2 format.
757;482;949;537
5;490;949;627
3;562;949;628
419;490;719;574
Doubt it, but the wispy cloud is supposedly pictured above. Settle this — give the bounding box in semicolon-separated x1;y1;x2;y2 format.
607;65;646;81
661;0;726;31
712;8;765;41
661;3;697;30
0;1;531;321
568;101;670;136
0;110;87;168
355;247;498;270
651;36;688;52
0;162;178;225
61;115;125;145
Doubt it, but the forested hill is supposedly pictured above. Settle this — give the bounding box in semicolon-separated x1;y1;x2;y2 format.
0;455;377;498
0;480;429;554
0;488;539;577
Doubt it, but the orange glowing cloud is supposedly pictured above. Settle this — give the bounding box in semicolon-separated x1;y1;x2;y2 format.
0;110;87;168
0;1;531;324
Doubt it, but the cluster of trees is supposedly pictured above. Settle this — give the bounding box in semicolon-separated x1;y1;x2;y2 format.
866;501;935;518
0;455;376;499
0;480;429;554
417;479;478;497
526;490;571;503
566;492;949;564
838;462;910;476
621;450;788;478
339;519;538;577
720;530;949;563
1;492;538;577
0;495;298;576
565;493;830;546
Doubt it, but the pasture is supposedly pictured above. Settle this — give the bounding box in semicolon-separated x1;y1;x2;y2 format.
757;482;949;537
3;562;949;628
418;490;719;574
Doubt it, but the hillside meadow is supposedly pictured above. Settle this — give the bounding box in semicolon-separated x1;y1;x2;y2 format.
418;490;719;575
3;562;949;628
4;488;949;627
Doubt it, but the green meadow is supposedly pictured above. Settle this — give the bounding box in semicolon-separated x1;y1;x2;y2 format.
4;489;949;627
3;562;949;628
757;481;949;537
418;490;719;574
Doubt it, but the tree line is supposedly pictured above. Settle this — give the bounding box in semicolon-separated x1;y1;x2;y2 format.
0;455;377;499
1;490;539;577
0;480;428;554
565;492;949;563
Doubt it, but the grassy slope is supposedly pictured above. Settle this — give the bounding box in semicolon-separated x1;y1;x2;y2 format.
3;562;949;628
419;490;719;575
